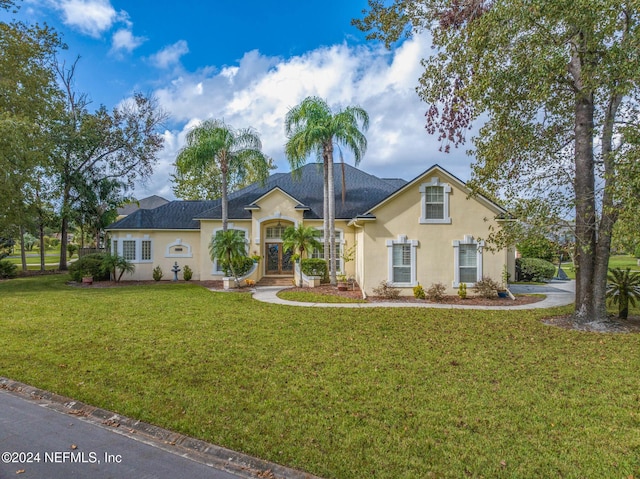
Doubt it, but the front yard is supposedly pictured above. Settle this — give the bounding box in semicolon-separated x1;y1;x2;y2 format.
1;275;639;478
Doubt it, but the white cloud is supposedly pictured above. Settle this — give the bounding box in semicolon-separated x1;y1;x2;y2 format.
149;40;190;69
57;0;118;37
111;28;146;54
140;34;475;200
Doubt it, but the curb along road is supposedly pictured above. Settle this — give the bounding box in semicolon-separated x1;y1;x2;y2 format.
0;378;322;479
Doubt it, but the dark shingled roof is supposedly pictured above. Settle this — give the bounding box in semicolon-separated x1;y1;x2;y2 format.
108;200;220;230
117;195;169;216
107;164;407;230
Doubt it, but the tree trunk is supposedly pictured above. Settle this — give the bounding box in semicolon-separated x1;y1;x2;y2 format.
326;143;337;286
572;90;598;324
323;155;330;282
221;155;228;232
59;214;69;271
39;220;45;272
593;92;623;322
19;225;27;272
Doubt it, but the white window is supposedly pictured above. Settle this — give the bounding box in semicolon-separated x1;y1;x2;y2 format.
122;240;136;261
453;235;483;286
141;240;152;261
212;228;248;274
111;236;153;263
311;230;344;272
266;225;286;239
386;235;418;286
419;177;452;224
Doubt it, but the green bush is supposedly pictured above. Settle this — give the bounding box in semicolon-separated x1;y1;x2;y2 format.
413;284;426;299
67;243;79;258
0;260;18;279
220;256;254;278
152;266;163;281
634;245;640;259
458;283;467;299
516;257;556;282
68;253;110;282
300;258;328;282
183;265;193;281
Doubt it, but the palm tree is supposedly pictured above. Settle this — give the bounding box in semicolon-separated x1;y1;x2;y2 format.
284;97;369;284
176;119;271;231
209;229;246;285
100;253;135;283
282;224;322;286
282;224;322;259
606;267;640;319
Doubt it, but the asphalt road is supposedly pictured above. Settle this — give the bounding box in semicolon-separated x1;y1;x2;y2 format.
0;388;243;479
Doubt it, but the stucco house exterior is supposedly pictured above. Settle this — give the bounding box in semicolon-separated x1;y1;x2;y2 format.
106;163;515;297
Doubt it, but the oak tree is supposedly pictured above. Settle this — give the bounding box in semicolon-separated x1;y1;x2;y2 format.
355;0;640;325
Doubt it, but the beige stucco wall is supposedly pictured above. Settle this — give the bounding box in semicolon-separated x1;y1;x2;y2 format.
109;230;202;281
356;171;511;297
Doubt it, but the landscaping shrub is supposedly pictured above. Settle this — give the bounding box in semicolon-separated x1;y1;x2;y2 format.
413;284;426;299
458;283;467;299
606;267;640;319
300;258;328;282
473;276;501;298
516;257;555;282
426;282;446;302
373;281;401;299
220;256;254;278
634;245;640;259
67;243;79;258
68;253;109;282
0;260;17;279
183;265;193;281
152;266;163;281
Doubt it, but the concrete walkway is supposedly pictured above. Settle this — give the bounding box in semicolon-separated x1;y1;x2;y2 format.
251;280;575;310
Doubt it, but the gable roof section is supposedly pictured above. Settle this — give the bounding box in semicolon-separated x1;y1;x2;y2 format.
194;163;406;221
363;164;507;217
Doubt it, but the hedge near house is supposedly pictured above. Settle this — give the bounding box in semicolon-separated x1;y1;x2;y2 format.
516;258;555;282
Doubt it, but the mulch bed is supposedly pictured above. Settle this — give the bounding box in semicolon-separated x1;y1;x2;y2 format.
281;284;545;306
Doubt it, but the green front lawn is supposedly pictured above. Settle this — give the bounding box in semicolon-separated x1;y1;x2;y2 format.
1;275;639;478
558;254;639;280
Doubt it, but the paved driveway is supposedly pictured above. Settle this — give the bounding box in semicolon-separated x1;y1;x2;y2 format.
0;382;320;479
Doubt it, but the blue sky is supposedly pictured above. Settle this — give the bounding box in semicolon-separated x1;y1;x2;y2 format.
8;0;475;200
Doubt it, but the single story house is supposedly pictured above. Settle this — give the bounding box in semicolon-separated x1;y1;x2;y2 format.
106;163;515;297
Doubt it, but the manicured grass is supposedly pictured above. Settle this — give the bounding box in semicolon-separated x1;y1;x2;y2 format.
277;289;366;303
1;275;639;478
559;254;639;280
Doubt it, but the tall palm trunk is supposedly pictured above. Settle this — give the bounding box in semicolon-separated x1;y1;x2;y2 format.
221;154;228;232
323;156;330;281
326;142;337;285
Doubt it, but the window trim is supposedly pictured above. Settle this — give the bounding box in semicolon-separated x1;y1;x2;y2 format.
111;234;153;264
419;177;452;224
452;235;484;287
310;228;345;274
386;235;418;287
